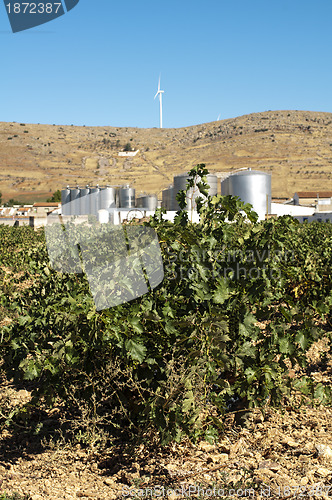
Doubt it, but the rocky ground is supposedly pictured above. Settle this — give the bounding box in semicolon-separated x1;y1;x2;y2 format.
0;338;332;500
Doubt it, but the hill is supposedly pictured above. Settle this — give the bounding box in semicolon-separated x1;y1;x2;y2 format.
1;110;332;203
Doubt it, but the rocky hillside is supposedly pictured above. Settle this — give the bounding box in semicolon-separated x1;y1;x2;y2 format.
1;110;332;203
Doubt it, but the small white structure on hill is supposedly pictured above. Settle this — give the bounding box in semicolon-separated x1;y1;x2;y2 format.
118;150;140;157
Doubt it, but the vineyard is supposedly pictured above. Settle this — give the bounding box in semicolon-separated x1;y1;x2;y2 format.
0;167;332;498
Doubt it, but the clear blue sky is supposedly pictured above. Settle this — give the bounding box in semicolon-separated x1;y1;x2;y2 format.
1;0;332;128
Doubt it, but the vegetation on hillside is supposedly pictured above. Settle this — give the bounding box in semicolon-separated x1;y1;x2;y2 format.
46;190;61;203
3;199;22;207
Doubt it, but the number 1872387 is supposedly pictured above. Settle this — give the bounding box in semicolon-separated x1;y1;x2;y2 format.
6;3;62;14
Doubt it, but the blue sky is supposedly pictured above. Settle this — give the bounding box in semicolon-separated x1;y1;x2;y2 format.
1;0;332;128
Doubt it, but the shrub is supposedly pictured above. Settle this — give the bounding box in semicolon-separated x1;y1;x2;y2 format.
0;167;331;444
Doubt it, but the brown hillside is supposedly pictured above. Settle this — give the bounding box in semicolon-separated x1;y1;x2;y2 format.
0;110;332;203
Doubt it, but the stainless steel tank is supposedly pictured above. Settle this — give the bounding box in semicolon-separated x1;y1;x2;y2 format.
88;186;100;216
100;186;117;210
162;189;168;210
227;169;271;219
162;187;174;210
136;195;158;211
79;185;90;215
173;174;189;210
70;186;80;216
220;176;230;196
119;187;135;208
61;186;71;216
206;174;218;197
168;186;174;210
173;173;218;211
136;196;144;208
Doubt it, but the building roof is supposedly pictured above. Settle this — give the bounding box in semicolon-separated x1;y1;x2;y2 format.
33;202;61;207
295;191;332;198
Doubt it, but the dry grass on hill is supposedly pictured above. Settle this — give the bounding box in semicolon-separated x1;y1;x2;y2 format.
1;110;332;203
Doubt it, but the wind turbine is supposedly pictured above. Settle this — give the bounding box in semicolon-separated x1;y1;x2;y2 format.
154;76;164;128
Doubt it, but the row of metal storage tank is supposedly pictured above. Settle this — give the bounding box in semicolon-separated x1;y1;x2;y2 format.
162;170;271;219
61;186;158;216
61;169;272;219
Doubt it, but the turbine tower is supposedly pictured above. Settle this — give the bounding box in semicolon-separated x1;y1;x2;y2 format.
154;76;164;128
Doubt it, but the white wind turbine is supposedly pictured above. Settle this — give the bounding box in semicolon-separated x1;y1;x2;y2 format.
154;76;164;128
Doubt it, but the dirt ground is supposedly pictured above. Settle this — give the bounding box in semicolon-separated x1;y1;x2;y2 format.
0;338;332;500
